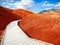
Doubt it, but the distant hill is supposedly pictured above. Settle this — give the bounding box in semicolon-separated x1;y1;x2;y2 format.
39;9;60;15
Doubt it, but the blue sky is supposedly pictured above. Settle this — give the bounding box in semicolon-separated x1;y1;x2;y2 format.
0;0;60;13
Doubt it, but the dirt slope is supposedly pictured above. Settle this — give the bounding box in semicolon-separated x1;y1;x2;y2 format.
0;6;34;44
0;6;21;43
0;6;60;45
13;9;34;19
18;14;60;45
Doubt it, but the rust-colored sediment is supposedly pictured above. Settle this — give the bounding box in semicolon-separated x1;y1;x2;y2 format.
0;6;60;45
0;6;21;44
19;14;60;45
0;6;34;44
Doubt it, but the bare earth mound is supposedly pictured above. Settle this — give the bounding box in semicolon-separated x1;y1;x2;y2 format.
0;6;60;45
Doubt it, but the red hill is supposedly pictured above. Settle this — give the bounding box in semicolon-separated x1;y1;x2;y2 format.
0;6;21;43
13;9;34;19
0;6;34;43
0;6;21;30
18;14;60;45
0;6;60;45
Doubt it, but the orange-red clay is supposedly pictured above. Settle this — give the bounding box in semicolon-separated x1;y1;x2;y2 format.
0;6;60;45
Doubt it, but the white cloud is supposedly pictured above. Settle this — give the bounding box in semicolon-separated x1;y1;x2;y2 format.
30;1;55;12
2;0;34;9
6;0;14;2
13;0;34;9
46;4;54;6
2;0;59;12
41;1;54;6
55;2;60;9
45;8;52;10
